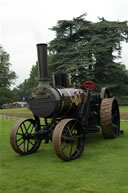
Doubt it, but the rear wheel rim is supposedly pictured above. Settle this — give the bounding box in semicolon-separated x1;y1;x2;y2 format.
100;98;120;138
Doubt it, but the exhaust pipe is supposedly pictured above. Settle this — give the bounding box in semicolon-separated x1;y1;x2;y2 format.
36;43;49;87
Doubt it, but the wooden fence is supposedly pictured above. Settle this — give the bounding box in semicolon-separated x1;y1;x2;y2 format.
0;114;19;120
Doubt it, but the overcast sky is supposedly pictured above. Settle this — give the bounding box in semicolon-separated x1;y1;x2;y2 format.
1;0;128;87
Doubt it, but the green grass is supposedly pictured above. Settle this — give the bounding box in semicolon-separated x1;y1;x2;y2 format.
0;120;128;193
119;105;128;112
0;106;128;120
1;106;128;120
0;107;33;118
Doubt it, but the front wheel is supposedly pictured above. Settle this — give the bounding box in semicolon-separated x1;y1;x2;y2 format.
10;118;41;155
52;119;85;161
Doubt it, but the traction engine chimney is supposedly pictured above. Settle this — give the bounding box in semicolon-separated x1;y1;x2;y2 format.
37;43;49;87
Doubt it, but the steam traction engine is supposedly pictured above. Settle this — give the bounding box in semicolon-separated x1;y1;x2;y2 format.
10;44;122;161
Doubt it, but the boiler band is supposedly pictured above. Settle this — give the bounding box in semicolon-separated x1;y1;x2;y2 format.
56;87;85;116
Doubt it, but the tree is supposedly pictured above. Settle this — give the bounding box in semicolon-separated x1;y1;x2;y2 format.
15;14;128;104
48;14;128;103
0;46;17;106
14;64;38;101
89;18;128;89
0;46;16;88
48;14;94;83
27;63;38;90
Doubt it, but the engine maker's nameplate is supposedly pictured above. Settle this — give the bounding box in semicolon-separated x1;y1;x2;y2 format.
31;87;54;99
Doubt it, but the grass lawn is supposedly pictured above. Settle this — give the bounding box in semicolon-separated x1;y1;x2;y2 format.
0;120;128;193
1;106;128;120
119;105;128;112
0;107;34;118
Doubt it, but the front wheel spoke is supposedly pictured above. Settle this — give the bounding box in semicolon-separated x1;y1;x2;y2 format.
16;132;23;136
66;143;73;158
69;143;74;157
24;140;26;152
67;143;71;157
20;125;24;134
71;122;77;132
27;140;29;151
29;125;34;134
16;137;23;142
23;122;27;133
75;147;80;154
66;125;72;136
62;143;69;151
26;122;32;132
29;140;34;146
63;143;70;157
18;140;25;147
73;134;83;139
61;135;71;140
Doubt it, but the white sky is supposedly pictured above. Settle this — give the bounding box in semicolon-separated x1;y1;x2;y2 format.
1;0;128;87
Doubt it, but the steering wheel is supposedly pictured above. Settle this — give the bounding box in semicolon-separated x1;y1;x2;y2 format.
83;81;96;91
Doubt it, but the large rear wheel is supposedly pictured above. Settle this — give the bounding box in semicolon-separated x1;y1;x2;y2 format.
100;98;120;138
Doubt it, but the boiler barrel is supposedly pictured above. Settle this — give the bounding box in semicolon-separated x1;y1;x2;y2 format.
29;87;85;118
56;87;85;116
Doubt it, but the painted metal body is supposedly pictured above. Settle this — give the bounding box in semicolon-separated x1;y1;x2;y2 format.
29;86;85;118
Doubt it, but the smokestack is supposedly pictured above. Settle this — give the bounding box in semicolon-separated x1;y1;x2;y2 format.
37;43;49;87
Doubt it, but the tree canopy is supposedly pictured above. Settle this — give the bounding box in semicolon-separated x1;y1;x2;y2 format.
0;46;17;88
49;14;128;84
0;46;17;106
48;14;128;103
14;64;38;101
15;14;128;104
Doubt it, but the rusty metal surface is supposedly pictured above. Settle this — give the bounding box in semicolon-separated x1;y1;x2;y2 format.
52;119;85;161
100;98;119;138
